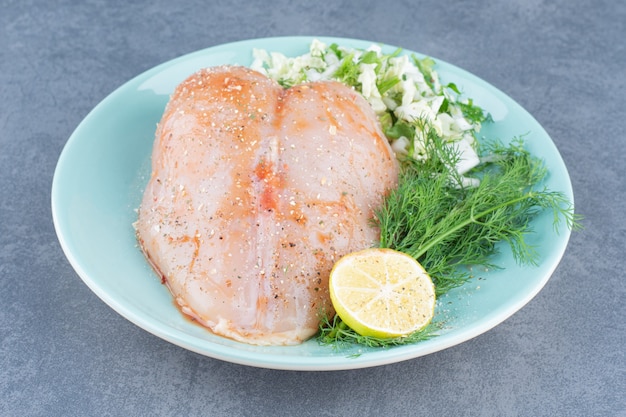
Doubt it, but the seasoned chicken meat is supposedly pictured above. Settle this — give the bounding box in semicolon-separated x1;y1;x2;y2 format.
135;65;399;345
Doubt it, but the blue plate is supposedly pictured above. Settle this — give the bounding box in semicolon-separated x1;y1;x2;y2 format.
51;36;574;370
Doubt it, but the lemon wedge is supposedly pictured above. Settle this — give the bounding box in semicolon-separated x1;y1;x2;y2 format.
329;248;436;338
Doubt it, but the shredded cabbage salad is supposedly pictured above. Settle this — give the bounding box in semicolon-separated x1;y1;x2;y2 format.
251;39;491;177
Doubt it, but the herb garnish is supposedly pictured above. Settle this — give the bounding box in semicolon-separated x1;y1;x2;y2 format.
319;128;581;347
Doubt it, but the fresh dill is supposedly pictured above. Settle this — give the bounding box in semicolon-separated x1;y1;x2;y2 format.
378;130;580;294
318;128;581;348
318;314;438;348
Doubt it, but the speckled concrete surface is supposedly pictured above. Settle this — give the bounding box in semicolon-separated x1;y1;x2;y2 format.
1;1;624;416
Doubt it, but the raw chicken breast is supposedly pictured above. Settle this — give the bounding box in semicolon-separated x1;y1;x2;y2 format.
135;65;399;345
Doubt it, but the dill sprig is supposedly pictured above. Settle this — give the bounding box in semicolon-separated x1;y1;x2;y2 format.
318;129;581;348
378;131;580;294
318;314;438;349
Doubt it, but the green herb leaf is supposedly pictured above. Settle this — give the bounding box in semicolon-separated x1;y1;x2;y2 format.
458;98;490;124
359;50;380;64
446;82;461;94
332;52;360;86
377;76;401;95
384;120;415;140
318;315;438;348
328;43;342;58
412;55;437;88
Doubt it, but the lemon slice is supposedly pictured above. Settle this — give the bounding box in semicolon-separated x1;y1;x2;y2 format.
329;248;436;338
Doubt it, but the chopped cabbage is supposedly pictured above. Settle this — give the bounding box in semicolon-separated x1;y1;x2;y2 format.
251;39;489;174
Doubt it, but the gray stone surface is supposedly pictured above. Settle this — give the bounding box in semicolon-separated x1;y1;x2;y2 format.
1;0;624;416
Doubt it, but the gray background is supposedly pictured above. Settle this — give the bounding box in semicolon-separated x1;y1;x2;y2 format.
1;0;624;416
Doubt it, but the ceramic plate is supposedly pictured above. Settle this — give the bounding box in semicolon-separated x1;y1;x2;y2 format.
51;36;574;370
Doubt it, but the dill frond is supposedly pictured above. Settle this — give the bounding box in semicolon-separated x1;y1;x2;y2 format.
318;131;581;348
